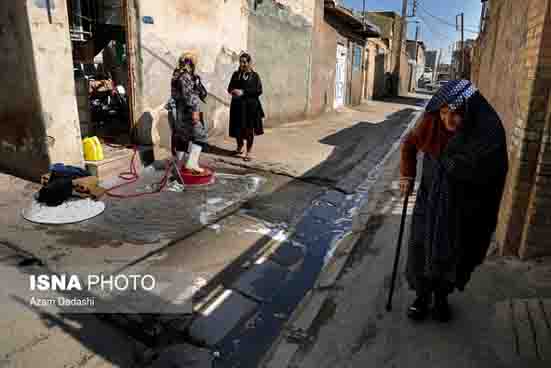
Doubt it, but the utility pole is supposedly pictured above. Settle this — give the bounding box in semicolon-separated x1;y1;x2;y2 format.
456;12;465;78
362;0;366;26
479;1;487;32
414;23;420;90
392;0;408;95
461;13;465;78
450;43;454;79
434;48;442;83
401;0;408;41
414;23;420;61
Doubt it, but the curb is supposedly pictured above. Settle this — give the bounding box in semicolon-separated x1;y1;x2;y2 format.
261;109;423;368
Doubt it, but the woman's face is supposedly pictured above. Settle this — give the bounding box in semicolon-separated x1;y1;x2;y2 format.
239;57;250;72
181;58;194;72
440;105;463;132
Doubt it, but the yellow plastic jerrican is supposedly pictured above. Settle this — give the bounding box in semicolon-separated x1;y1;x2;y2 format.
82;136;104;161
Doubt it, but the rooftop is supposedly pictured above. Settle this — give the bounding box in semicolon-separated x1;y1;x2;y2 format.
324;0;381;37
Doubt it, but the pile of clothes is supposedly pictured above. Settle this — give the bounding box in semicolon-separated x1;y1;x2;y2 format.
37;164;105;206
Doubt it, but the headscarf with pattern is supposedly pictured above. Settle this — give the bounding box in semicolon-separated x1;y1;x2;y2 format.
425;79;478;113
170;50;207;103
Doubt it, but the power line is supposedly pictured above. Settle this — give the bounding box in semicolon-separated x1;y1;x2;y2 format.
418;14;456;42
417;3;479;34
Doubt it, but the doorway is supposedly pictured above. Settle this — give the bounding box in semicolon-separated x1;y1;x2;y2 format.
334;44;347;109
373;52;386;98
68;0;134;145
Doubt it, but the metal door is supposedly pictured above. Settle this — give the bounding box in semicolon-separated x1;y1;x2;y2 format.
334;44;347;108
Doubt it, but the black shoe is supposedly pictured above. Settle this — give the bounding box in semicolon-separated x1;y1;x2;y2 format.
432;297;452;322
407;295;431;321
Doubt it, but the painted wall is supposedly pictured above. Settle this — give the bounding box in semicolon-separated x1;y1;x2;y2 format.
364;39;390;100
367;12;401;78
0;1;46;179
0;0;83;180
27;0;84;169
309;0;337;116
133;0;249;148
363;43;375;100
134;0;317;148
247;0;316;125
406;41;425;90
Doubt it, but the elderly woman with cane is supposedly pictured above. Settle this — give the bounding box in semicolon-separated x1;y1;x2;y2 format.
398;80;508;322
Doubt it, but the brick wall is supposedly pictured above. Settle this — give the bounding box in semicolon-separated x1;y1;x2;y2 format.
472;0;551;258
519;1;551;258
521;95;551;257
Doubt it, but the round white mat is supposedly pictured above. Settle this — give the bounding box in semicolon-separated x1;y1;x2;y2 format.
22;197;106;225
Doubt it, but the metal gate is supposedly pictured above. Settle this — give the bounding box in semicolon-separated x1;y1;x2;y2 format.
334;44;347;108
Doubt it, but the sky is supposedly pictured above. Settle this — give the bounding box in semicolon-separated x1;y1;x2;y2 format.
342;0;482;63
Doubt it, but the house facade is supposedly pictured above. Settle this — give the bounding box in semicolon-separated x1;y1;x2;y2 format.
406;40;426;91
366;11;410;97
0;0;379;181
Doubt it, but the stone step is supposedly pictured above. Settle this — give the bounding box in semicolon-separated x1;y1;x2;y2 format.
85;145;147;182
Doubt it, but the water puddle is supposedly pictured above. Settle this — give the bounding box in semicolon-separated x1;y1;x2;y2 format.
213;110;421;367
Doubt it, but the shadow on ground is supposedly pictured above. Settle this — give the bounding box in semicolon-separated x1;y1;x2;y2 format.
300;108;415;189
379;96;428;108
4;106;421;367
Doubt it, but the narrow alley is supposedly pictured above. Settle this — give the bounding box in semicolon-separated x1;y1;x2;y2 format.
2;0;551;368
0;98;425;367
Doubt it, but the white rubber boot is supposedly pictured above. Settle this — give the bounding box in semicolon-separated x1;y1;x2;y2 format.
185;143;204;173
175;151;187;165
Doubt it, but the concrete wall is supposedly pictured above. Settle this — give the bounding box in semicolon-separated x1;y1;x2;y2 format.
415;46;426;87
133;0;249;147
133;0;316;148
247;0;315;125
365;39;390;99
349;42;363;106
309;0;337;116
406;42;425;90
472;0;551;258
391;17;409;96
0;0;83;180
370;12;408;96
398;44;410;96
0;1;45;179
363;42;376;100
27;1;84;169
368;13;404;85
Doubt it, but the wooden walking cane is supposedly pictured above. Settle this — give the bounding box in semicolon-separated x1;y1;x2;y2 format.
386;191;410;312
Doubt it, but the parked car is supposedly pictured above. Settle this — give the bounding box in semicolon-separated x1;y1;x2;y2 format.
427;79;449;91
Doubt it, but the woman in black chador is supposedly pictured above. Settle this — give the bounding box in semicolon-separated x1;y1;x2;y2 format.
227;53;265;161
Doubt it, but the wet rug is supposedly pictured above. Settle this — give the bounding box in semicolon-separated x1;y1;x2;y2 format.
21;197;106;225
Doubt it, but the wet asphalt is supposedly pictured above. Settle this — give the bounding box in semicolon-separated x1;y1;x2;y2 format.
204;108;419;367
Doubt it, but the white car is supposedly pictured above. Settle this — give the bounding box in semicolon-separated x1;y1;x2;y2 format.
427;80;449;91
